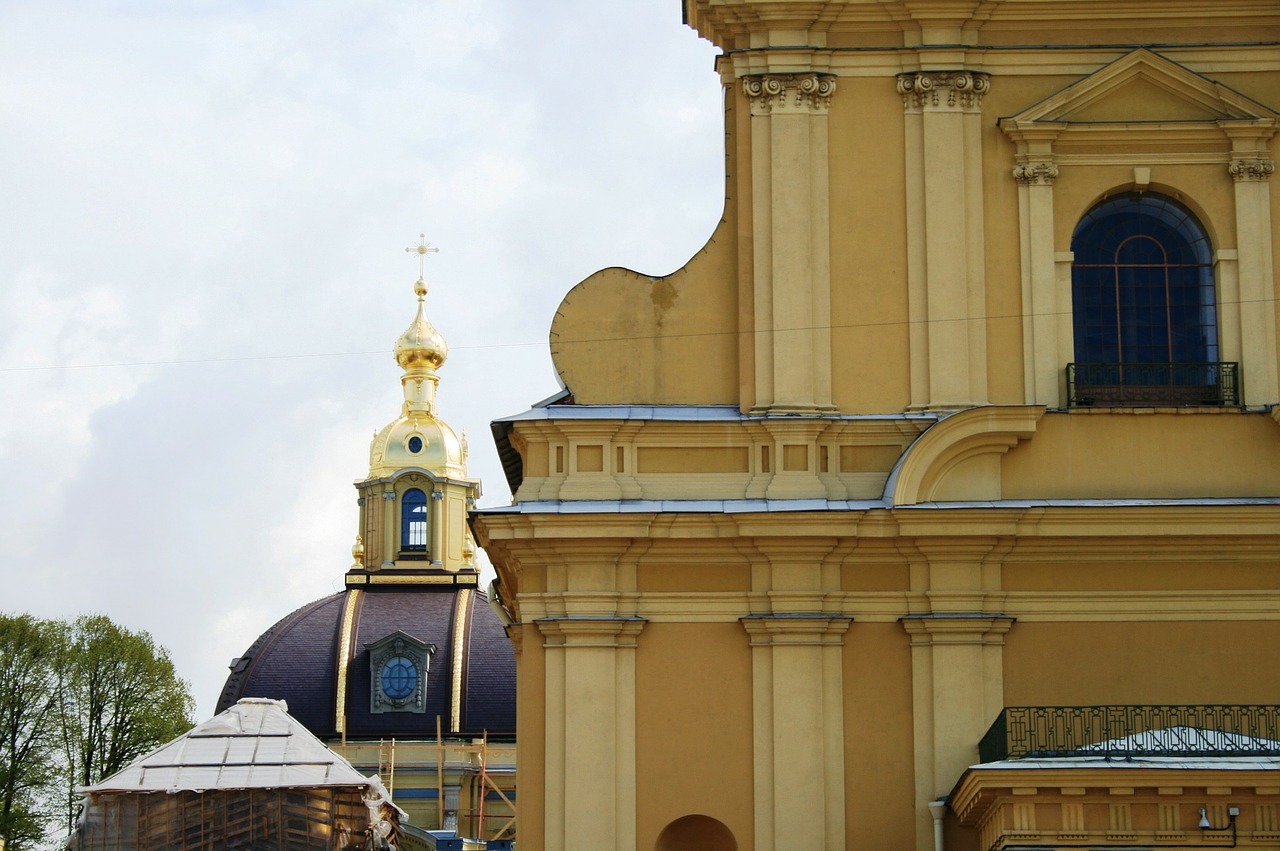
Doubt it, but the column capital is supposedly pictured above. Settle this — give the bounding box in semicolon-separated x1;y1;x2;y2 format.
536;615;646;648
900;613;1014;646
1229;156;1275;181
897;71;990;111
741;613;852;646
1013;161;1059;185
742;73;836;115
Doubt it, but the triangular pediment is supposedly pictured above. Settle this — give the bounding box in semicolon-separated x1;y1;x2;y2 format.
1003;49;1277;127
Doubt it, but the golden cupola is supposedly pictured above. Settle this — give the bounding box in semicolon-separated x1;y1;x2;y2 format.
348;256;480;582
369;276;466;481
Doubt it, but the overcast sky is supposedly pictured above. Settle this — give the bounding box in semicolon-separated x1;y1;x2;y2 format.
0;0;723;720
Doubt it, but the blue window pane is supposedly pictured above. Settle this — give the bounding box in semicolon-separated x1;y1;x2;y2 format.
381;656;418;700
1071;192;1216;369
401;488;428;551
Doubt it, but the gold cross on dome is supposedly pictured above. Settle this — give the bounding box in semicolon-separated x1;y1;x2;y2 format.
405;233;440;280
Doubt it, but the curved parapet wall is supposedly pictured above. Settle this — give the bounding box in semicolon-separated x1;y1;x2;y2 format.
549;215;740;405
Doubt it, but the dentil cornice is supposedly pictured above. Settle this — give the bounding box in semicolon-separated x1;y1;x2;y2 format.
742;73;837;115
897;71;990;111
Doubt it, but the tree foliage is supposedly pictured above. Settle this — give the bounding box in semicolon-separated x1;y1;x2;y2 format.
0;613;194;849
0;615;62;849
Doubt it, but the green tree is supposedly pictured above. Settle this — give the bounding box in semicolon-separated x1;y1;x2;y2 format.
0;614;63;850
0;613;194;848
55;615;195;832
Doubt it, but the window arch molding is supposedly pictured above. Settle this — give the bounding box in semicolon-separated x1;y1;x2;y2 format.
1065;183;1221;251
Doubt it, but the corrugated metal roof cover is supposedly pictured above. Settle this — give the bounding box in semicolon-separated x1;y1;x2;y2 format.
81;698;374;793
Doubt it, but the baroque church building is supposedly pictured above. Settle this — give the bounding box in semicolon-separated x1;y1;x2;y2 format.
471;1;1280;850
220;271;517;840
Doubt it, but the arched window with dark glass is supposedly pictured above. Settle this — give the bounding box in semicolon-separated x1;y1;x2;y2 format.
400;488;428;552
1069;192;1236;406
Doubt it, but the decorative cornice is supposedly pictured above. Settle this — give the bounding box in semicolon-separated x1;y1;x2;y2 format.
1012;161;1059;185
742;73;836;115
1229;156;1275;181
897;71;990;111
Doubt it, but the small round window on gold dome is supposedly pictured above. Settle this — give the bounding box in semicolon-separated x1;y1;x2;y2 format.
407;435;424;453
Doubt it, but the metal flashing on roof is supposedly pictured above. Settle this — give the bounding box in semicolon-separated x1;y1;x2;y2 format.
897;496;1280;510
494;404;941;424
473;495;1280;515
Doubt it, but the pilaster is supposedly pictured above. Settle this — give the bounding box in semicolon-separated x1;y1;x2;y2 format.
1227;142;1278;405
537;616;646;851
901;613;1014;851
899;70;991;411
1011;147;1062;406
742;72;837;415
381;487;396;568
741;614;853;851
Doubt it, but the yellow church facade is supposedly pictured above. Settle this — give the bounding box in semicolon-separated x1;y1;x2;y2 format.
472;2;1280;849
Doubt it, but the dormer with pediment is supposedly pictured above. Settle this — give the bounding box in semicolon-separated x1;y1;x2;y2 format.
999;49;1279;407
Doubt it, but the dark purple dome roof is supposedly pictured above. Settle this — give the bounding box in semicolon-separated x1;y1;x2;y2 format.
217;585;515;739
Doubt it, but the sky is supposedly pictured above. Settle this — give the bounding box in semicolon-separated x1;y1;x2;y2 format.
0;0;724;720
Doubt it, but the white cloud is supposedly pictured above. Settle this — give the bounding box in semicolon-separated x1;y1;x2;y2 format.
0;0;722;719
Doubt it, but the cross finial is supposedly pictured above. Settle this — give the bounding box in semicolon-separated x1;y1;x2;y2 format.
405;233;440;297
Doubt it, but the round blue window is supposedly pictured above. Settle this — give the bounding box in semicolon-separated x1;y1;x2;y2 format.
380;656;418;700
407;436;423;453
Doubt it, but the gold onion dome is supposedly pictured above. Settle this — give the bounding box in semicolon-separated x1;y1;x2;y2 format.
395;277;448;369
367;271;466;480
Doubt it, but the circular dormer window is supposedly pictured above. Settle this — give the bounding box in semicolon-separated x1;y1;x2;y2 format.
407;435;424;454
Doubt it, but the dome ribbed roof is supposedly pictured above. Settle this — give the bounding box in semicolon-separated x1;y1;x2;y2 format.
217;586;514;739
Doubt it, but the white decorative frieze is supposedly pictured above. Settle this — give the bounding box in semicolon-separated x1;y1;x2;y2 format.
1229;156;1275;181
742;73;836;115
897;71;990;110
1012;162;1059;185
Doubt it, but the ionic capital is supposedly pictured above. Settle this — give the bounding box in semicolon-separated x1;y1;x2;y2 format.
1012;161;1059;185
742;73;837;115
1229;156;1275;181
897;71;990;111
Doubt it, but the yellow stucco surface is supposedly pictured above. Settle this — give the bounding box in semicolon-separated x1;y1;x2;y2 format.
1001;412;1280;499
1003;621;1280;705
635;623;755;849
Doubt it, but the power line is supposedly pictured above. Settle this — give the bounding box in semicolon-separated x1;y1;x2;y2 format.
2;294;1273;374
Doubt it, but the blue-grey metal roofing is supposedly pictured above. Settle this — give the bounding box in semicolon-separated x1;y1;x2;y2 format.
473;496;1280;515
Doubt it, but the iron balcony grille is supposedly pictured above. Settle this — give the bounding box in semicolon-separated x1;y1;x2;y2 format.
1066;361;1239;407
978;705;1280;763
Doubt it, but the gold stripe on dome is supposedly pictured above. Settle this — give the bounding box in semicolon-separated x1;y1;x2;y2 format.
334;589;362;734
451;588;471;733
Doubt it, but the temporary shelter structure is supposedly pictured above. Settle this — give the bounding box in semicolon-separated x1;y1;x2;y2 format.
67;698;402;851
